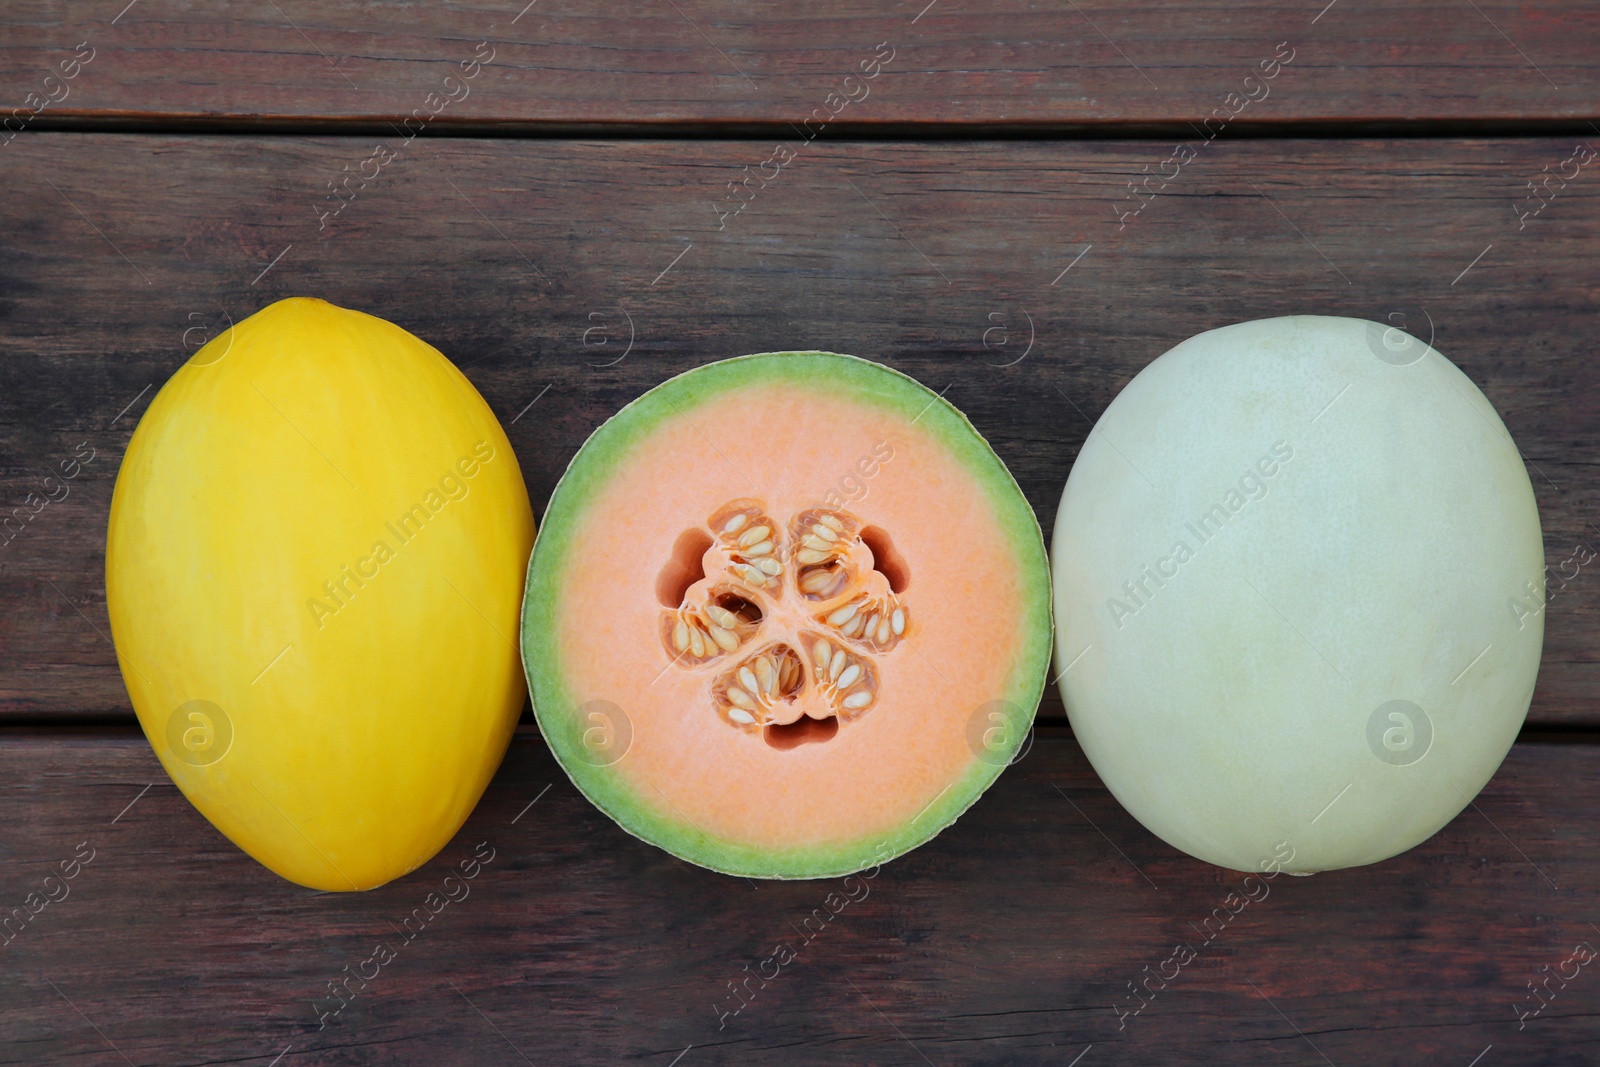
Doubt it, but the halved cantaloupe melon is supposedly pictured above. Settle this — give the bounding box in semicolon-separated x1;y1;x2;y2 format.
521;352;1051;878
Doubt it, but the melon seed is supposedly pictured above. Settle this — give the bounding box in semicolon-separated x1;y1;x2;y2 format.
800;570;835;594
827;602;859;626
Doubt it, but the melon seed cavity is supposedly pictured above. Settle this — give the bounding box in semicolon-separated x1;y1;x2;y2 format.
655;500;911;749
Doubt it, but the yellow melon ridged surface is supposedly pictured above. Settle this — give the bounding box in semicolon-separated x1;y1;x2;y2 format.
105;297;534;891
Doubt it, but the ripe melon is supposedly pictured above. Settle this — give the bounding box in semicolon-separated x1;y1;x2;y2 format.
1052;315;1544;873
521;352;1051;878
106;297;534;891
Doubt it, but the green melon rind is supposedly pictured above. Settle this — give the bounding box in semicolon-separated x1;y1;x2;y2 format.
520;352;1051;879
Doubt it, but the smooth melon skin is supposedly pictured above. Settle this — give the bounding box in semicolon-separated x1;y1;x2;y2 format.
522;352;1052;879
107;297;534;891
1053;316;1544;874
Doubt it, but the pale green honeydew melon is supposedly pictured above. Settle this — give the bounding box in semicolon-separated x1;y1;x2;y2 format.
1053;315;1544;873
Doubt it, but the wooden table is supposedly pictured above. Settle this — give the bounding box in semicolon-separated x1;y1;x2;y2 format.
3;4;1598;1063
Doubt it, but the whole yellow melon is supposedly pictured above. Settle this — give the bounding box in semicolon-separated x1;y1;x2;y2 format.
106;297;534;891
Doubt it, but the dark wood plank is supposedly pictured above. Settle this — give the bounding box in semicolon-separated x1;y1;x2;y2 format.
1;1;1596;130
1;133;1596;724
0;729;1596;1064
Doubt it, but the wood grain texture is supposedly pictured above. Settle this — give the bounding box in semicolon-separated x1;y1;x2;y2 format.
1;133;1595;724
0;1;1596;130
4;10;1596;1067
0;728;1594;1065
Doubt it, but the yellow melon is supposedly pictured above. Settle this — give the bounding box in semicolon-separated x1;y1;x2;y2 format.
106;297;533;890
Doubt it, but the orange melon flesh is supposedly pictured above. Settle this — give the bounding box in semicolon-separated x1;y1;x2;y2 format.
521;352;1051;878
